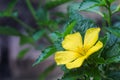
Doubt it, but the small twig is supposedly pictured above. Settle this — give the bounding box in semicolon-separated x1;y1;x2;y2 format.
12;17;35;33
26;0;38;21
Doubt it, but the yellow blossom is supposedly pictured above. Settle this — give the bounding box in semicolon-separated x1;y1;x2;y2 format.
55;27;103;69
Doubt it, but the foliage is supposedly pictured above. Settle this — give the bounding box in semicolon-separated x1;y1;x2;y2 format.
0;0;120;80
33;46;56;66
0;0;72;79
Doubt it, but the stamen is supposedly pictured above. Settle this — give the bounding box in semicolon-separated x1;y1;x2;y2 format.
78;47;86;56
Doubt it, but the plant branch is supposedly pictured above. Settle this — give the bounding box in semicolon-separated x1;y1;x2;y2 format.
104;0;112;26
26;0;38;21
107;6;112;26
12;17;35;33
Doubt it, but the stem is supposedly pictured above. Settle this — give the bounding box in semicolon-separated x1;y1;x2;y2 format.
23;0;53;44
107;6;112;26
12;17;35;33
38;0;42;8
13;17;53;44
26;0;38;21
104;0;112;26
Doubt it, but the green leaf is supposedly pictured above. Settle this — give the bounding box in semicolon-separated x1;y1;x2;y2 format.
107;71;120;80
100;33;110;54
17;48;30;59
39;64;56;80
106;43;120;58
33;30;45;41
20;36;34;45
0;0;17;17
105;42;120;63
68;8;96;35
63;20;76;37
80;1;99;10
0;27;34;45
45;0;72;10
36;8;49;22
106;34;117;48
105;27;120;37
95;58;105;64
54;39;63;51
114;22;120;28
80;64;102;80
113;4;120;14
0;27;22;36
86;67;101;80
108;0;115;3
0;12;5;17
33;46;56;66
62;69;84;80
49;31;62;42
79;1;103;16
5;0;17;15
62;67;101;80
106;55;120;63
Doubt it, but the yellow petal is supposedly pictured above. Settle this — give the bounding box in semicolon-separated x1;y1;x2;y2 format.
66;56;86;69
55;51;80;65
86;41;103;58
84;27;100;50
62;32;83;52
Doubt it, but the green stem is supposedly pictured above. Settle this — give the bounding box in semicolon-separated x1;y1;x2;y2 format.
107;6;112;26
26;0;38;21
12;17;35;33
13;17;53;44
6;0;18;14
38;0;42;8
104;0;112;26
24;0;53;44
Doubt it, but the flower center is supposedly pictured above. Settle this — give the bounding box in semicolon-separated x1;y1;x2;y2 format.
78;47;86;56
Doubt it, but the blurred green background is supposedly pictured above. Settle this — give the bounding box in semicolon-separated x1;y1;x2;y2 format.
0;0;120;80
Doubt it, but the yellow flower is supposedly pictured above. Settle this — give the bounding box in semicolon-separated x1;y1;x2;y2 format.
55;27;103;69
